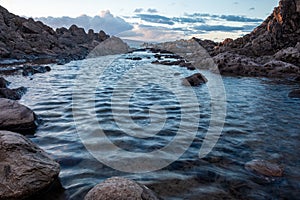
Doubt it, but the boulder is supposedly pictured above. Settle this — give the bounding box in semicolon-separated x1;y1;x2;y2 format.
0;98;38;134
85;177;160;200
288;89;300;98
22;65;51;76
0;131;60;200
245;159;283;177
88;36;130;57
0;77;10;88
0;86;27;100
182;73;208;86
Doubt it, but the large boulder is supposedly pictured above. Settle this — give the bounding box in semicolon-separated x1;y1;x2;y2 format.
182;73;208;86
88;36;130;57
0;131;60;200
0;98;37;134
288;89;300;98
84;177;160;200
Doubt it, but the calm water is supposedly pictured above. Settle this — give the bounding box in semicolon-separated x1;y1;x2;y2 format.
6;51;300;200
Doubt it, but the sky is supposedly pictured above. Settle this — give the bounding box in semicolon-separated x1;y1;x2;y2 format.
0;0;279;41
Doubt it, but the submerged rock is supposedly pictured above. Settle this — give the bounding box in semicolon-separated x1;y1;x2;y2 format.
288;89;300;98
182;73;208;86
245;159;283;177
22;65;51;76
0;131;60;200
84;177;160;200
0;98;38;134
0;86;27;100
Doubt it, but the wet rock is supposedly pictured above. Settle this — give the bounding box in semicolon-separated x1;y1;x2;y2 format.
0;86;27;100
0;131;60;200
182;73;208;86
126;57;142;61
245;159;283;177
22;65;51;76
84;177;160;200
0;98;38;134
288;89;300;98
0;77;10;88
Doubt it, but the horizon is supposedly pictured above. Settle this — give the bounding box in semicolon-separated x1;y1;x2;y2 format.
0;0;279;41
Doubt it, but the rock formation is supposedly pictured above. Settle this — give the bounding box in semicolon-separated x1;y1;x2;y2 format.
0;98;38;134
84;177;160;200
0;5;109;64
0;131;60;200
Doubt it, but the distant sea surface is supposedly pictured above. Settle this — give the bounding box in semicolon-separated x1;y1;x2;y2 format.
7;51;300;200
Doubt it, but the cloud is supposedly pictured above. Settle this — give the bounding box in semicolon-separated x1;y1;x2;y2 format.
35;10;133;35
249;7;255;11
219;15;262;22
134;8;143;13
172;17;205;23
193;25;244;32
147;8;158;13
137;14;174;25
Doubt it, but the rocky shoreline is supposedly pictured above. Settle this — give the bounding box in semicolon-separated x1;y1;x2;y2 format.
0;0;300;199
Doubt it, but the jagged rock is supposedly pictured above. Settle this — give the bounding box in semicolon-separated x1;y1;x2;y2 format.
0;98;37;134
88;36;130;57
0;131;60;200
288;89;300;98
84;177;160;200
274;44;300;66
245;159;283;177
0;77;10;88
182;73;208;86
0;5;109;64
0;86;27;100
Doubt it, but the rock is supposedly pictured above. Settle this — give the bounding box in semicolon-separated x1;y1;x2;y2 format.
0;77;10;88
288;89;300;98
245;159;283;177
0;5;110;65
182;73;208;86
0;86;27;100
126;57;142;61
88;36;130;57
22;65;51;76
0;131;60;200
0;98;38;134
274;45;300;66
84;177;160;200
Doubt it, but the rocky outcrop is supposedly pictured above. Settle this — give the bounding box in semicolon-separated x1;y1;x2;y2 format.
0;5;109;64
84;177;160;200
0;131;60;200
0;77;9;88
87;36;130;57
0;86;27;100
245;159;283;177
182;73;208;86
0;98;37;134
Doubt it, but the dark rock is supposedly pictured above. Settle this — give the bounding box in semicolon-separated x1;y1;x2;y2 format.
0;5;110;65
84;177;160;200
126;57;142;61
288;89;300;98
245;159;283;177
182;73;208;86
0;86;27;100
0;130;60;200
0;98;38;134
22;65;51;76
0;77;10;88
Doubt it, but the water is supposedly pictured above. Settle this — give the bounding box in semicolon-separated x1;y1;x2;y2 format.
6;51;300;200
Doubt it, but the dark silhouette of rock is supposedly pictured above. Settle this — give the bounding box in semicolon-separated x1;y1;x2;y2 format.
288;89;300;98
0;5;109;64
0;131;60;200
0;98;38;134
0;86;27;100
182;73;208;86
84;177;160;200
245;159;283;177
0;77;10;88
22;65;51;76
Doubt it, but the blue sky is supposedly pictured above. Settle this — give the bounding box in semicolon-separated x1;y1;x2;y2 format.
0;0;278;41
